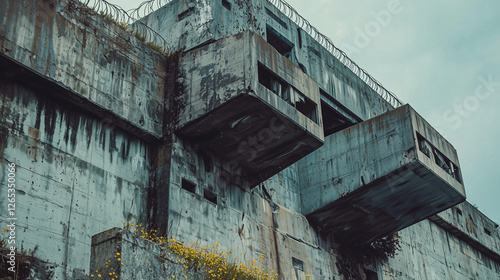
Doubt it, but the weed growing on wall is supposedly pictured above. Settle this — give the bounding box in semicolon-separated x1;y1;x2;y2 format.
0;228;54;279
124;220;281;279
91;220;283;279
335;233;401;280
97;10;165;54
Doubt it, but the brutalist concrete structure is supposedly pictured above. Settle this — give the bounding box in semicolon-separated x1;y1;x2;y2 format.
0;0;499;279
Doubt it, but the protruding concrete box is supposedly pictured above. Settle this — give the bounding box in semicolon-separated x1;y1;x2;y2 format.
177;30;324;186
300;104;465;243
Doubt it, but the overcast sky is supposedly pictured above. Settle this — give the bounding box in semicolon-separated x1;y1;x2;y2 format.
105;0;500;224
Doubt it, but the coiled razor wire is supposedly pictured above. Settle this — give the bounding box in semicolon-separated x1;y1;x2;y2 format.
267;0;403;108
127;0;174;20
78;0;403;108
78;0;170;53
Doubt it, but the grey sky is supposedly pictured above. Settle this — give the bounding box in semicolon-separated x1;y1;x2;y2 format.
107;0;500;224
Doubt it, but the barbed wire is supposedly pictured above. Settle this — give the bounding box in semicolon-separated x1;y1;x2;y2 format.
78;0;403;107
78;0;170;53
127;0;174;20
267;0;403;108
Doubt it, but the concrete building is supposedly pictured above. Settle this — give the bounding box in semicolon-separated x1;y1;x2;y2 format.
0;0;498;279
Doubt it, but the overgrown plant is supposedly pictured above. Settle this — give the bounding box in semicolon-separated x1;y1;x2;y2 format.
121;219;281;280
98;10;166;54
335;233;401;280
0;228;52;279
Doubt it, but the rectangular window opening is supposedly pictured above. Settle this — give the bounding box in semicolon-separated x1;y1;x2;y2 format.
292;257;304;271
203;188;218;205
456;208;463;216
222;0;231;10
433;148;453;176
265;8;287;29
266;25;294;59
258;63;290;103
295;91;318;123
321;100;351;136
308;46;321;58
417;133;431;158
452;163;462;183
297;28;302;48
182;178;196;194
177;7;195;21
364;269;379;280
484;227;492;236
417;133;462;184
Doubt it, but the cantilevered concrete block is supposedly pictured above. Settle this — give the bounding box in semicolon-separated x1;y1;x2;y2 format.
176;30;324;186
299;104;465;243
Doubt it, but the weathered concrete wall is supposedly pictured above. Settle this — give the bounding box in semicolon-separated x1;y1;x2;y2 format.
298;105;465;244
1;1;499;280
432;202;500;260
164;166;339;279
140;0;393;123
176;30;323;186
378;203;500;280
90;228;200;280
0;77;150;278
0;0;167;139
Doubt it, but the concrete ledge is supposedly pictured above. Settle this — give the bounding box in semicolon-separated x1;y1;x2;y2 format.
0;0;167;139
430;202;500;262
90;228;201;280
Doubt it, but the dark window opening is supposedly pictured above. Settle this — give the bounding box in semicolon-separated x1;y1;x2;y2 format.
298;63;307;74
456;208;463;216
297;28;302;48
417;133;462;184
182;178;196;194
203;188;218;205
452;163;462;184
321;100;352;136
484;227;492;236
295;91;318;123
222;0;231;10
177;7;195;21
308;46;321;58
433;148;453;176
292;257;304;271
258;63;290;103
364;269;379;280
265;8;287;29
417;133;432;158
266;25;294;59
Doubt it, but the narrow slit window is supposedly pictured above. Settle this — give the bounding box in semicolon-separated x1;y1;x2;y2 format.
417;134;431;158
222;0;231;10
266;25;294;59
265;8;287;29
177;7;195;21
182;178;196;194
484;227;492;236
258;63;290;103
294;91;318;123
320;99;352;136
292;257;304;271
433;148;452;176
297;27;302;48
204;188;218;205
